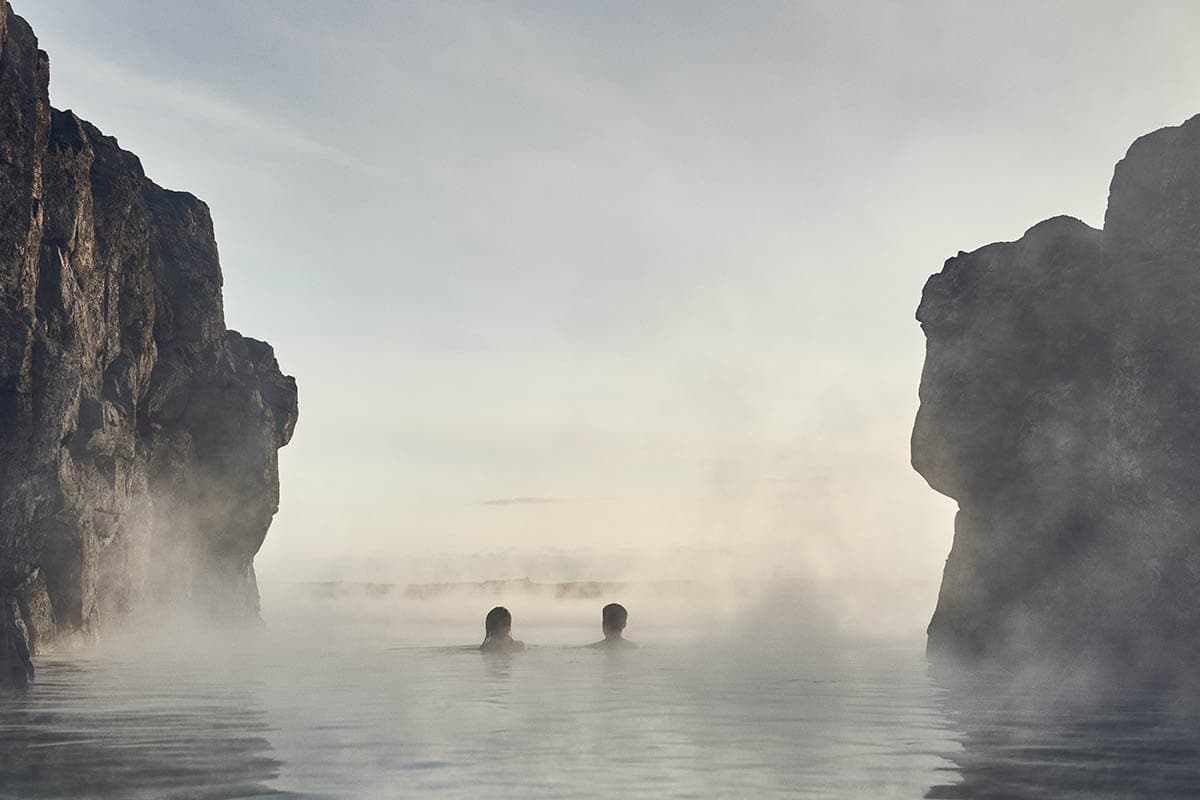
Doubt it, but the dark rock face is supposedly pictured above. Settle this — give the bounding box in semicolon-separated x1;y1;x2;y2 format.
0;3;297;685
915;114;1200;672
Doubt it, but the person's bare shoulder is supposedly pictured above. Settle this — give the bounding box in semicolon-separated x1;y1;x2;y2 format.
586;639;636;650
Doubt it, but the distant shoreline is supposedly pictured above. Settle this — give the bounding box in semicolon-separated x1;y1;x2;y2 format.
268;577;934;601
279;577;679;600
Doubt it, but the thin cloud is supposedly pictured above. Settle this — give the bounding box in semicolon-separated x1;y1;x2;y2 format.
476;496;609;507
56;49;377;175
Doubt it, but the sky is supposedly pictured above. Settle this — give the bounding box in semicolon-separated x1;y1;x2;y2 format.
14;1;1200;599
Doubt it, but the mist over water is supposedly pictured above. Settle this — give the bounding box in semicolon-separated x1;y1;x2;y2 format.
6;2;1200;798
2;581;1200;799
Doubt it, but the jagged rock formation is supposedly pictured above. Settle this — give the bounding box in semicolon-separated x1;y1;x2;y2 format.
0;3;297;686
915;114;1200;672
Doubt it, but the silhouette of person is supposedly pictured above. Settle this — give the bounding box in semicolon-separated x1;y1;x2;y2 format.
588;602;635;649
480;606;525;652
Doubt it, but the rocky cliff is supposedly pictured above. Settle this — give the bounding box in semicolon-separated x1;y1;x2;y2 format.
0;4;297;688
915;115;1200;673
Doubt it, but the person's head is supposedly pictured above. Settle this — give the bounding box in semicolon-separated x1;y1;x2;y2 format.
602;603;628;638
485;606;512;638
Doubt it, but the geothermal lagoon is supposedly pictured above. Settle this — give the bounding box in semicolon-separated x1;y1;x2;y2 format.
4;585;1200;799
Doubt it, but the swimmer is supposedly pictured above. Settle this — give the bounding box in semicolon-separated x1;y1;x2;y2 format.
480;606;525;652
587;602;636;649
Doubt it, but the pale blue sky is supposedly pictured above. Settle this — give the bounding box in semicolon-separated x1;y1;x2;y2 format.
17;1;1200;588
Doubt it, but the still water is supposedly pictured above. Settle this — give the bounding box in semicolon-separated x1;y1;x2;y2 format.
2;588;1200;799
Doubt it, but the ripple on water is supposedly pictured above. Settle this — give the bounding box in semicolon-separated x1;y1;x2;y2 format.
3;639;1200;798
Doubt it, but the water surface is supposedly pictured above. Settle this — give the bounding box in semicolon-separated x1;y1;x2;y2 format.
2;592;1199;798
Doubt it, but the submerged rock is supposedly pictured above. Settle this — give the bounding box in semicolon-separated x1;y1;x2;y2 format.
915;114;1200;673
0;3;297;685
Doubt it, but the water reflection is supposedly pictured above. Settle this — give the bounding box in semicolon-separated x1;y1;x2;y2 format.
19;633;1200;798
481;649;515;680
0;658;288;799
928;667;1200;799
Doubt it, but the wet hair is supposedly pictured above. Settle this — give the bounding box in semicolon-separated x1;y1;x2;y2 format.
485;606;512;636
602;603;627;632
